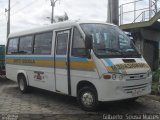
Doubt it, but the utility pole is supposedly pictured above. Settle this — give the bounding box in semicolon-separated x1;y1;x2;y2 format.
51;0;54;24
50;0;60;24
7;0;11;38
149;0;152;19
107;0;119;25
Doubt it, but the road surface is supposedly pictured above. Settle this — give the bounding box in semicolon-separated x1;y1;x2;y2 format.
0;78;159;120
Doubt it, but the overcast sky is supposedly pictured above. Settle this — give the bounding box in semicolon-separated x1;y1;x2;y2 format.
0;0;158;45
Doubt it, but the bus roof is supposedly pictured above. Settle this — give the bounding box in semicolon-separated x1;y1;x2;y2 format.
8;20;116;38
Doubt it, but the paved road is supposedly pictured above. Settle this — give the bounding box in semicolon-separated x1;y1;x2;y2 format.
0;78;160;120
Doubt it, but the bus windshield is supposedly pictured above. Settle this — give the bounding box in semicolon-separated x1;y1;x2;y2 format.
80;23;141;58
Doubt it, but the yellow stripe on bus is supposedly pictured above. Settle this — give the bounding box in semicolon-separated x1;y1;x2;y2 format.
6;58;96;71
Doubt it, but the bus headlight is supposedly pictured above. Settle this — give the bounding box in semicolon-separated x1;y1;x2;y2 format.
112;74;116;80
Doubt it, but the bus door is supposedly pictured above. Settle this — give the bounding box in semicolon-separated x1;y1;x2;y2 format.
54;29;71;95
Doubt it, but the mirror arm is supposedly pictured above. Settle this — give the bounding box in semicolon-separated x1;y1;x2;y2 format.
86;48;91;59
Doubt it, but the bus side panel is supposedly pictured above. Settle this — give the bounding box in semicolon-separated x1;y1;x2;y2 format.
6;63;56;92
27;66;55;92
70;70;99;97
6;64;18;82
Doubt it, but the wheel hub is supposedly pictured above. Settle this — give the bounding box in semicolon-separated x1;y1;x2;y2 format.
82;92;94;106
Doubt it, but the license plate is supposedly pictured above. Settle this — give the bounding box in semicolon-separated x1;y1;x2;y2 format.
131;89;143;96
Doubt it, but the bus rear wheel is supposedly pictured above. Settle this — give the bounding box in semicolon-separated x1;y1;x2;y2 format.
78;86;98;111
18;75;30;93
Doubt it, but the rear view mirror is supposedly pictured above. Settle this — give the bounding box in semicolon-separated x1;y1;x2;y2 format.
85;35;93;50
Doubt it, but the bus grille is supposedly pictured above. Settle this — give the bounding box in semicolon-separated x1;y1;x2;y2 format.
126;73;147;81
123;83;148;94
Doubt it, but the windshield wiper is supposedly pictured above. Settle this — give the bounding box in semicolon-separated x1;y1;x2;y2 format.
124;52;141;58
97;48;124;55
121;50;141;58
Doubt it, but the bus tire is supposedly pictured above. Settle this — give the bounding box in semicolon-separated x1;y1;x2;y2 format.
78;86;98;111
18;75;30;93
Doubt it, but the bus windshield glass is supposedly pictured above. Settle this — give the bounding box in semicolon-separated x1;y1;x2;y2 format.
80;23;141;58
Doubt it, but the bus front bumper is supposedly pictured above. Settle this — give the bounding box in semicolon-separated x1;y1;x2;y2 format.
97;76;152;102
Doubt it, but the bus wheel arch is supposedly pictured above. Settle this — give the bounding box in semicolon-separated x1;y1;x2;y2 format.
17;73;30;93
77;81;97;94
17;71;29;85
77;81;99;111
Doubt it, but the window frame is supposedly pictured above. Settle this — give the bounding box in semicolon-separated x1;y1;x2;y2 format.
7;31;53;55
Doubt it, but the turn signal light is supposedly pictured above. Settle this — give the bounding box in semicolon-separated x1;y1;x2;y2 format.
103;75;111;79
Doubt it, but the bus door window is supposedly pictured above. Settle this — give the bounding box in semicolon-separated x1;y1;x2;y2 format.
56;32;68;55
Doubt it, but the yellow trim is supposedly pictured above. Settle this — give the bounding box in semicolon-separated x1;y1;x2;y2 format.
6;58;96;71
106;63;149;74
70;61;95;70
106;66;113;72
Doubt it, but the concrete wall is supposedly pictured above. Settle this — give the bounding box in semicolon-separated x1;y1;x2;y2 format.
141;29;160;41
131;28;160;70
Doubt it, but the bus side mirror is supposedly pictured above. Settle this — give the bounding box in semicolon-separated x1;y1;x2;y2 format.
85;35;93;50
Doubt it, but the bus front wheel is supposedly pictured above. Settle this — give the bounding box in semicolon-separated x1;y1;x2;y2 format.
78;86;98;111
18;75;30;93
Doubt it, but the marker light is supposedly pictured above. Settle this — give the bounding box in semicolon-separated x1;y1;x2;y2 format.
103;74;111;79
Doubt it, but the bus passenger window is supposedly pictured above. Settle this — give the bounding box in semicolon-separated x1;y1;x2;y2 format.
72;28;86;57
19;35;33;54
7;38;19;54
34;32;52;55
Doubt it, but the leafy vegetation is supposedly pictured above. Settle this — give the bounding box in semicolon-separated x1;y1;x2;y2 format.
152;69;160;95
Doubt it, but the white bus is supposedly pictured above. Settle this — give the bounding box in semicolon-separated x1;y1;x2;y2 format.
6;21;152;111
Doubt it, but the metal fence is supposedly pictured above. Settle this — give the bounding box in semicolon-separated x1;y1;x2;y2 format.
119;0;160;25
